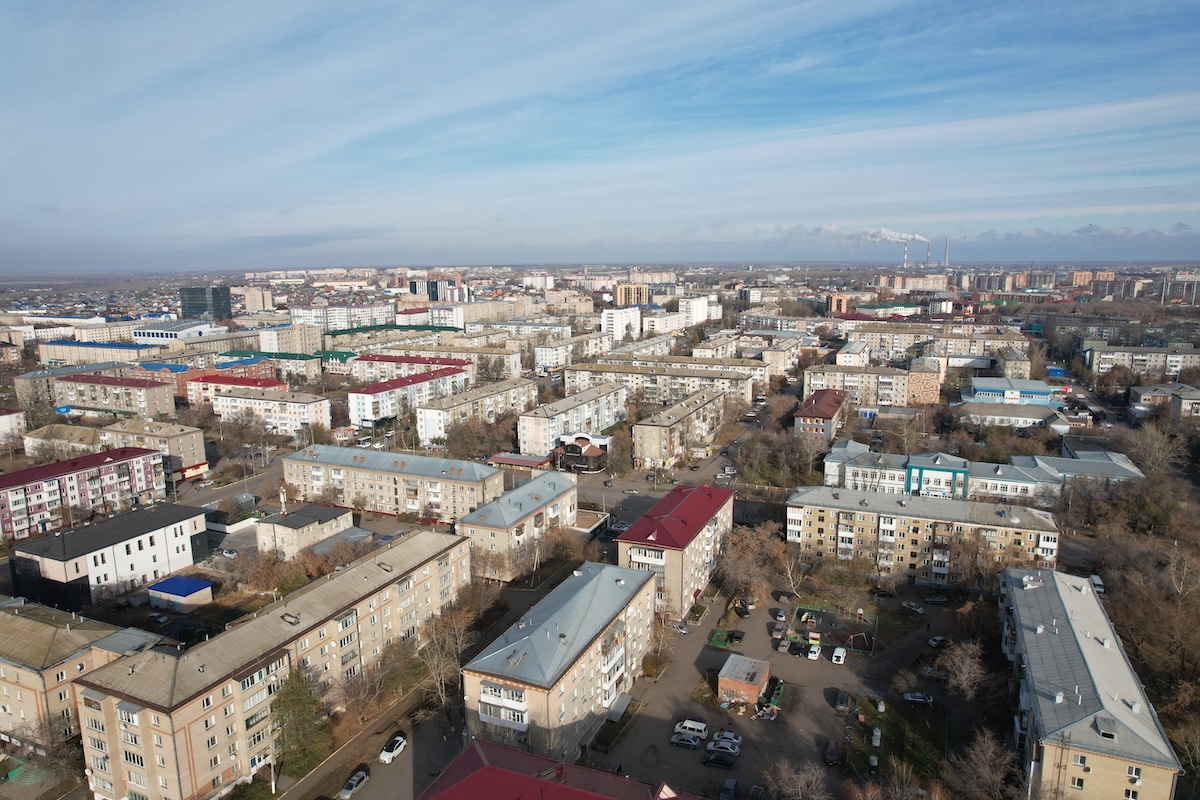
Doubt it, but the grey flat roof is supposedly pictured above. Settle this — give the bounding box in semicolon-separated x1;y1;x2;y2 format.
0;600;123;670
971;377;1053;392
77;530;465;710
417;378;536;410
258;504;350;530
1004;569;1180;769
14;505;208;562
286;444;501;483
786;485;1059;532
464;562;651;689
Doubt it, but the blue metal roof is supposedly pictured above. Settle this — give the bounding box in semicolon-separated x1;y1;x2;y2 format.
147;576;212;597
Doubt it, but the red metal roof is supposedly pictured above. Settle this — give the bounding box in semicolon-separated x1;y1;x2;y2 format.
419;739;703;800
55;374;162;389
794;388;848;419
616;484;734;550
188;376;286;388
356;367;466;394
397;307;430;315
355;354;470;366
0;448;159;491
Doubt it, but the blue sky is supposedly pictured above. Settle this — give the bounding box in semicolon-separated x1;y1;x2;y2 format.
2;1;1199;271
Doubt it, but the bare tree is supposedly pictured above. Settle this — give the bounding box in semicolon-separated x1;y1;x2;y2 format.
760;759;833;800
936;639;988;702
10;718;82;782
416;608;476;708
477;356;506;383
881;757;924;800
945;728;1016;800
714;522;784;605
1122;421;1186;476
779;546;811;597
890;668;917;695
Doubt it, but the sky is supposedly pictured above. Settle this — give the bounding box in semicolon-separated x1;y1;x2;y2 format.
2;1;1199;272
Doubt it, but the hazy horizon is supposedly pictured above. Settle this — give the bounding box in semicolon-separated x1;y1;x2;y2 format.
3;2;1198;272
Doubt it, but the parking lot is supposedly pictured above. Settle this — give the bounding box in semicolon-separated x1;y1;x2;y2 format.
593;586;955;797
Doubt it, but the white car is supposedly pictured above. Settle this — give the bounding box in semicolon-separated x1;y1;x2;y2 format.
707;740;740;756
831;647;847;665
807;644;821;661
148;612;169;625
378;731;407;763
668;622;689;635
902;601;925;615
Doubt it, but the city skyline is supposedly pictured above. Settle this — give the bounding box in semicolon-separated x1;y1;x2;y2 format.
2;1;1199;272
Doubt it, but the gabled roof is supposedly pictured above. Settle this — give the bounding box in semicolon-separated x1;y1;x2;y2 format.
0;599;122;670
258;504;350;530
419;738;704;800
0;448;160;492
13;505;207;561
795;389;848;419
463;563;651;690
353;367;466;395
616;484;734;550
459;473;575;530
1004;569;1180;770
286;444;501;483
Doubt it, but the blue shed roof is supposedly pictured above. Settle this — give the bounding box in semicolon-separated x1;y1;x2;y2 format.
148;576;213;597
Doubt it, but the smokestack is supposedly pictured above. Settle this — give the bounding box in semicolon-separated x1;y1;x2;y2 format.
903;240;908;270
945;237;949;268
926;241;931;268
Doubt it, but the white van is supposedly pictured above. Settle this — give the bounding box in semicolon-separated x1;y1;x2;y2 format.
831;647;847;665
1089;574;1106;595
673;719;709;739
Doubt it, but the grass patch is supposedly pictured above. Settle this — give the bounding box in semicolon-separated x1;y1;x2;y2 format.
873;607;926;650
848;698;946;782
227;779;278;800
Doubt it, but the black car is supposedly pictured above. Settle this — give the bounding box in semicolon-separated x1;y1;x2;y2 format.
734;606;750;619
824;738;841;766
689;465;700;471
702;753;737;770
729;630;745;644
925;595;949;605
869;587;895;598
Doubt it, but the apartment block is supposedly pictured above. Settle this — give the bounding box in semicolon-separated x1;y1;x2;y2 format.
641;311;687;335
517;385;628;457
348;353;474;384
217;350;322;382
999;569;1180;800
283;445;504;521
0;448;166;540
211;389;331;437
186;376;288;406
463;562;655;759
691;336;737;360
254;505;354;561
533;332;612;373
0;407;27;446
256;323;323;354
802;365;940;407
600;307;641;343
459;472;578;582
74;320;142;343
348;368;469;430
632;389;728;469
53;375;176;420
75;531;468;800
380;345;522;380
0;600;162;746
463;320;572;340
99;421;208;485
128;357;277;399
606;335;676;357
288;302;395;331
597;354;770;387
615;484;734;620
678;296;711;327
415;379;538;447
614;283;651;307
37;340;164;366
565;363;754;407
1084;345;1200;378
836;341;869;367
10;504;208;609
785;485;1059;587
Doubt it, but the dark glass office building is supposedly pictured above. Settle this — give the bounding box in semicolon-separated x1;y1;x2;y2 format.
179;286;232;320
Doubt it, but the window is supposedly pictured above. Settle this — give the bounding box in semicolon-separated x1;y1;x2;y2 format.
90;756;109;773
1070;777;1084;789
209;754;220;769
1125;792;1138;800
123;751;144;767
206;736;217;750
118;708;139;726
202;696;212;709
55;670;65;682
1127;767;1142;780
1072;755;1087;767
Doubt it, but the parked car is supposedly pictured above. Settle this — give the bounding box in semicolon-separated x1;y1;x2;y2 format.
669;622;689;635
831;647;847;664
824;737;841;765
927;636;949;649
734;606;750;619
748;786;766;800
774;608;787;622
720;778;738;800
148;612;169;625
702;753;737;770
902;601;925;615
707;740;740;756
670;733;702;749
919;665;945;680
338;768;370;799
925;595;949;605
771;624;785;639
221;548;239;559
622;488;639;495
807;644;821;661
712;730;743;746
603;480;614;487
689;465;700;471
902;692;934;705
869;587;895;598
198;480;215;488
728;630;745;645
378;732;408;763
835;691;851;711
